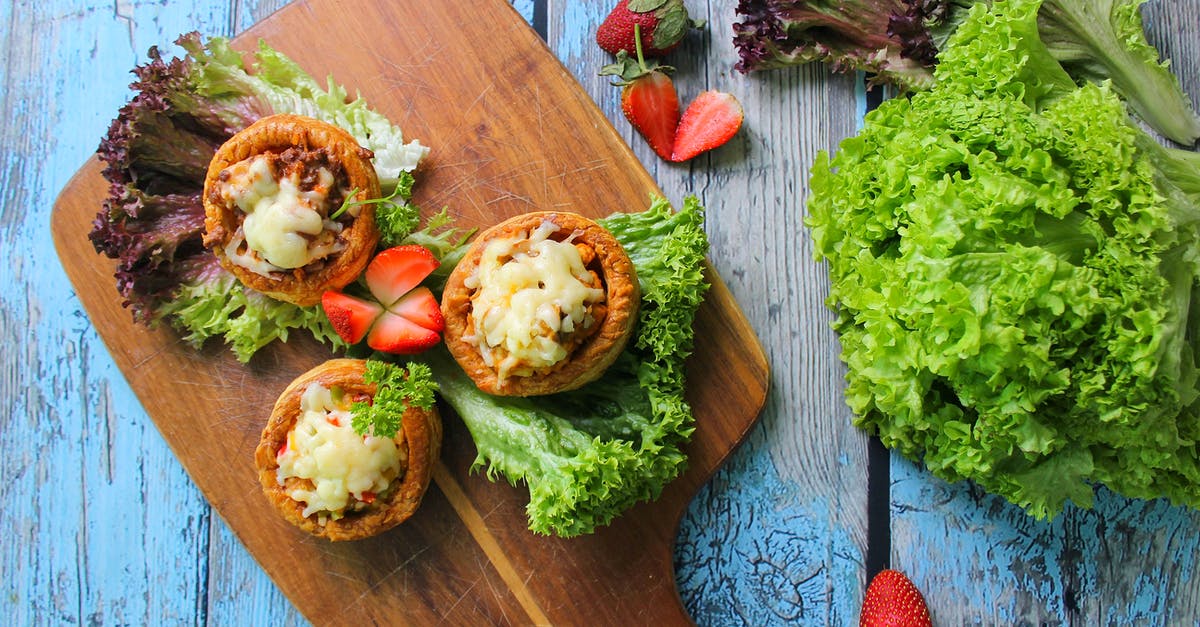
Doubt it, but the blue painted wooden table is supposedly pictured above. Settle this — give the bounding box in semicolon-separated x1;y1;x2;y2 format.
6;0;1200;624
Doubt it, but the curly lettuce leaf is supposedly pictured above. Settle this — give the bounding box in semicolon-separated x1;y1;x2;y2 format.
156;268;344;362
1036;0;1200;145
91;33;428;362
429;195;709;536
808;0;1200;518
178;34;428;186
732;0;938;89
733;0;1200;143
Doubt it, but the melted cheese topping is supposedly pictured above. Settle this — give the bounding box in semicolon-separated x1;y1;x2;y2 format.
464;219;605;379
217;155;345;274
275;382;405;520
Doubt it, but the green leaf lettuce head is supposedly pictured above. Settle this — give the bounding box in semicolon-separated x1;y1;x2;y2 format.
427;195;710;537
89;33;428;362
807;0;1200;518
732;0;1200;144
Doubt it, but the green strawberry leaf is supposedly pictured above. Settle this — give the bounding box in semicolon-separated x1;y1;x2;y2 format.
627;0;669;13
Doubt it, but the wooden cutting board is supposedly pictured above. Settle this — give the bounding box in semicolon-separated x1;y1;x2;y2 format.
50;0;769;624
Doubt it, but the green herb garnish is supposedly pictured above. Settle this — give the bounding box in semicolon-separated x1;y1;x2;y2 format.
350;360;438;438
331;180;406;221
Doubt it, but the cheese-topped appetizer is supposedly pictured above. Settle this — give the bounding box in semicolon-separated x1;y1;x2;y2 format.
275;381;404;521
254;359;441;541
442;212;639;396
202;114;380;306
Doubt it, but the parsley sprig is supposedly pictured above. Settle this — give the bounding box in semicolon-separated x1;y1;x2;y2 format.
329;171;416;221
350;360;438;438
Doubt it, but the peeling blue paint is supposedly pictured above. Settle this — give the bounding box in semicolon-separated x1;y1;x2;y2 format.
892;456;1200;624
677;431;864;626
555;1;595;64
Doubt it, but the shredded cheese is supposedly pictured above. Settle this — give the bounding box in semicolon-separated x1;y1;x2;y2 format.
216;154;345;274
464;219;605;379
276;382;405;520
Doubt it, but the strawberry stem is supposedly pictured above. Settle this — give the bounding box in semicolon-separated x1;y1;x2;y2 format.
633;23;647;72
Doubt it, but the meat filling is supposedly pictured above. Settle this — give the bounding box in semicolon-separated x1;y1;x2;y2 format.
205;147;356;279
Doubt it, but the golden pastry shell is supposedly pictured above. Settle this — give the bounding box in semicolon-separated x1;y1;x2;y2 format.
254;358;442;541
441;211;640;397
202;114;381;306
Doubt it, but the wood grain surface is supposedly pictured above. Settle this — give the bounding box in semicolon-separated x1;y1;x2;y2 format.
9;0;1200;625
49;0;768;624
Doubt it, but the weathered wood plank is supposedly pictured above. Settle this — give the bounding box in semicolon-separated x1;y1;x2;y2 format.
1;1;237;625
547;2;872;624
888;1;1200;624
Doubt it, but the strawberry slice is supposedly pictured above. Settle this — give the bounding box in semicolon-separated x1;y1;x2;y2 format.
670;90;743;162
322;245;445;355
367;311;442;354
365;245;440;308
387;286;445;332
600;24;680;161
621;70;680;160
322;291;383;344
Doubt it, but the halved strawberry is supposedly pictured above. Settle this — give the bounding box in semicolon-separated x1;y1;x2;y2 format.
387;286;445;332
621;70;680;160
322;291;383;344
365;245;440;308
367;311;442;354
670;91;744;162
600;25;680;161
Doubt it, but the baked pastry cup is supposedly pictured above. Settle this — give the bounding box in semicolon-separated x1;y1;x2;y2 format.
202;114;380;306
442;211;640;396
254;358;441;541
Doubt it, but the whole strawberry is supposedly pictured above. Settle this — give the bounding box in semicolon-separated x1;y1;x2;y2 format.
600;26;680;161
596;0;702;58
859;569;933;627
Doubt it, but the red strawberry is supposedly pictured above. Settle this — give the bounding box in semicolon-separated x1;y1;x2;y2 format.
365;245;440;308
859;569;932;627
322;291;383;344
321;245;445;355
389;286;444;332
670;90;744;162
367;311;442;354
596;0;701;58
600;28;680;161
